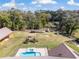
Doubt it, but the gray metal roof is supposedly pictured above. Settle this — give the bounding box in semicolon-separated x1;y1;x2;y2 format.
0;27;12;40
48;43;78;58
0;56;76;59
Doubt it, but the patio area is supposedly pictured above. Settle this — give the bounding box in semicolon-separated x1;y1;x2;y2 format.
15;48;48;56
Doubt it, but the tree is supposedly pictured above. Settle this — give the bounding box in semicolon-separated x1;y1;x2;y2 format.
0;11;11;28
55;10;79;36
35;11;51;28
8;9;25;30
64;12;79;36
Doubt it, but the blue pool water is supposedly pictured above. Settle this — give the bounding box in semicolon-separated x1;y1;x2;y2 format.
19;49;41;56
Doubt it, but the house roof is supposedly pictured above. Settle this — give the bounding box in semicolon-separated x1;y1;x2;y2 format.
48;43;78;58
0;56;76;59
0;27;12;40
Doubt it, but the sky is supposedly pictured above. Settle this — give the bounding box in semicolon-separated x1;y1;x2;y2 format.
0;0;79;11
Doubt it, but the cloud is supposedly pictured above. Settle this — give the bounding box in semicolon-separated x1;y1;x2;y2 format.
1;0;17;8
2;2;16;8
37;5;42;7
32;0;57;4
32;1;37;4
60;6;65;10
0;1;25;10
2;2;25;8
67;0;79;6
18;3;25;6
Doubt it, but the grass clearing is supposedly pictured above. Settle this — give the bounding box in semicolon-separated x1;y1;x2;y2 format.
66;41;79;53
74;29;79;38
0;31;69;57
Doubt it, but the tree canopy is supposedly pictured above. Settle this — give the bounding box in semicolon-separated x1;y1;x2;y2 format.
0;9;79;36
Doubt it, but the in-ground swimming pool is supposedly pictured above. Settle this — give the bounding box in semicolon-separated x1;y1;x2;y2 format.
19;49;41;56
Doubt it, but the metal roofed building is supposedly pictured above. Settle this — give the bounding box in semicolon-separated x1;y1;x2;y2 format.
0;27;12;41
48;43;79;58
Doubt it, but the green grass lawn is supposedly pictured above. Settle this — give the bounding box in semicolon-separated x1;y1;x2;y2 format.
66;41;79;53
68;29;79;53
74;29;79;38
65;29;79;54
0;31;73;57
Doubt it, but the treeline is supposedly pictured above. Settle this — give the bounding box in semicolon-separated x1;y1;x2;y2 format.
0;9;79;36
0;9;51;30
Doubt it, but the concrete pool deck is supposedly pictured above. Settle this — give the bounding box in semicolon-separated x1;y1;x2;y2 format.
15;48;48;56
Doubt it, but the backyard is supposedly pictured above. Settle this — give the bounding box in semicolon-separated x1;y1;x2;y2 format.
0;0;79;58
0;31;70;57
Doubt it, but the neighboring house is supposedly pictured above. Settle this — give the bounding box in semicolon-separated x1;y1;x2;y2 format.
48;43;79;58
0;27;12;41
